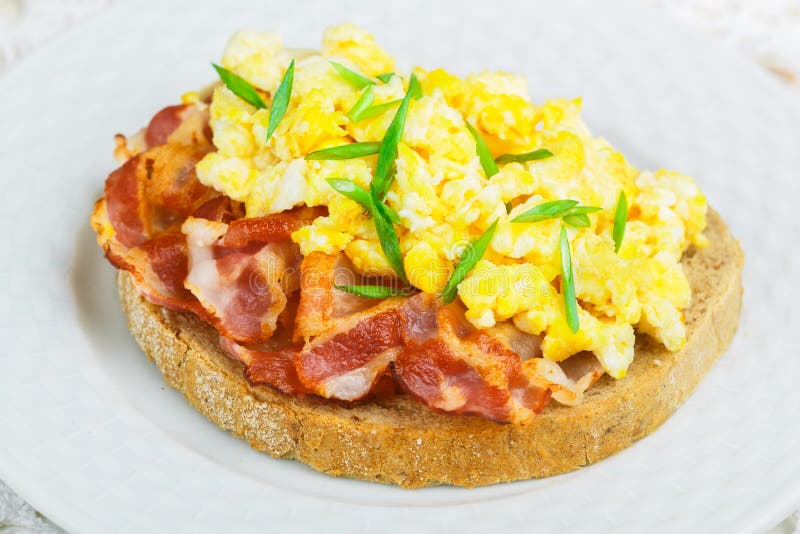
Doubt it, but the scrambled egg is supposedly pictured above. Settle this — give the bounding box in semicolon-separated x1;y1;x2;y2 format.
195;24;708;379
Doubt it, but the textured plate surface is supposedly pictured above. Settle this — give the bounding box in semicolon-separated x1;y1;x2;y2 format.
0;1;798;532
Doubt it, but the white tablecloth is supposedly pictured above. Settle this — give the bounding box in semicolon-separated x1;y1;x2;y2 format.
0;1;798;532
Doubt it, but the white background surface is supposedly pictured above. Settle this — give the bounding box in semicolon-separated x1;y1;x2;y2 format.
1;1;799;532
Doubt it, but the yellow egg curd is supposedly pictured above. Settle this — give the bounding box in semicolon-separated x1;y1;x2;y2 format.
195;23;708;379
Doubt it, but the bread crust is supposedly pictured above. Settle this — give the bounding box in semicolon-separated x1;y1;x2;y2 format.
116;209;743;488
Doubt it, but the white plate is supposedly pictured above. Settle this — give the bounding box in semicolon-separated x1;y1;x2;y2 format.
1;0;798;532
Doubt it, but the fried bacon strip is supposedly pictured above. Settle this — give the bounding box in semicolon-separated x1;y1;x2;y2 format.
218;252;404;402
95;128;322;346
103;156;149;247
92;198;203;314
182;217;302;344
524;352;605;406
104;144;218;246
220;337;310;396
394;296;551;424
221;206;326;248
294;298;406;401
192;196;241;223
294;252;384;342
146;104;189;147
481;324;603;404
146;102;213;148
114;102;212;162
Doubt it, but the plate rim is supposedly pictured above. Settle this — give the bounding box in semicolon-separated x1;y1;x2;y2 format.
1;1;799;532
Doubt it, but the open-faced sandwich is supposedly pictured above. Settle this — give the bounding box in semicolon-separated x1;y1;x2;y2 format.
91;24;743;488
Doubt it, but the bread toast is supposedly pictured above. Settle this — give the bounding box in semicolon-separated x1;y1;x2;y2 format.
116;209;743;488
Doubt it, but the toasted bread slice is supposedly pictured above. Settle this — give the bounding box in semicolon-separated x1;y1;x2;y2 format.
116;209;743;488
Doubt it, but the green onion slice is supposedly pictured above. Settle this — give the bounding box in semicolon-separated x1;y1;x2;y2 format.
372;74;421;199
563;213;591;228
495;148;553;164
465;122;499;178
212;64;266;109
356;99;402;121
562;205;603;216
347;85;375;122
265;59;294;142
511;199;579;223
326;178;373;208
370;188;408;283
326;178;399;223
306;142;381;160
334;284;411;299
613;190;628;253
330;61;374;89
560;225;580;333
440;219;498;304
376;72;395;83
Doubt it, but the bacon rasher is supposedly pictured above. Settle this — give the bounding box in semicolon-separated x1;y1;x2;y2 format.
114;101;212;162
293;252;384;341
221;206;326;248
95;132;322;345
293;298;406;401
92;198;202;314
524;352;605;406
104;144;218;246
219;337;310;396
393;295;551;424
221;297;405;402
182;217;302;344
